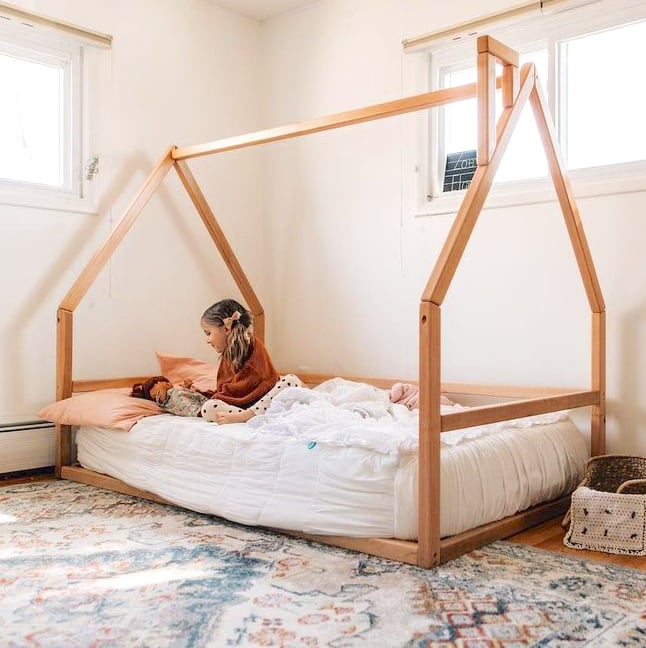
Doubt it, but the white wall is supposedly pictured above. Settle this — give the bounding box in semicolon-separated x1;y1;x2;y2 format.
4;0;645;459
0;0;265;422
259;0;646;455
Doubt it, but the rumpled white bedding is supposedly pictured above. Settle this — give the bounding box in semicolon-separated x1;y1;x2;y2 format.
76;378;589;540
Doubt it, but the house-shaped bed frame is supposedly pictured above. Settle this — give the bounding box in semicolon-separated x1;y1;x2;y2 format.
55;36;605;569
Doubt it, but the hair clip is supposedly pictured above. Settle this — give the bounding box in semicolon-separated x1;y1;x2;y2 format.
223;310;241;331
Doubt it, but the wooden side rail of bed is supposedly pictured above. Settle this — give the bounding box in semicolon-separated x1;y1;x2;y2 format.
67;372;601;433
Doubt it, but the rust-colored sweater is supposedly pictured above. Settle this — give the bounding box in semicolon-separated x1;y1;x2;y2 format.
215;337;279;409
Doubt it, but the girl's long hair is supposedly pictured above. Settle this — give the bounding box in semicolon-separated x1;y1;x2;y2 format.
201;299;253;372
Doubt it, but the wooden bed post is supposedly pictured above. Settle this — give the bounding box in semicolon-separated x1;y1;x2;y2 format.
173;160;266;340
477;42;496;166
591;311;606;455
55;307;73;476
418;301;442;567
477;36;520;166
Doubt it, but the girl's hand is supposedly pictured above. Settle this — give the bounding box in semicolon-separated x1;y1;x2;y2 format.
180;377;194;389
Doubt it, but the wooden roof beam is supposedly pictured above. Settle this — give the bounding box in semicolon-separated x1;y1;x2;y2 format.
172;81;502;161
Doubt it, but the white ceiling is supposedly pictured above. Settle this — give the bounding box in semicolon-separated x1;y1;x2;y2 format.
213;0;313;21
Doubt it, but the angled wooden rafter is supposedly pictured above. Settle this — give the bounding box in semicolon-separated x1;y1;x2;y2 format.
56;35;605;569
173;160;265;338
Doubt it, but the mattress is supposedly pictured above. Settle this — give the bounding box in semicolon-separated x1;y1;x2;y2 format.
76;378;589;540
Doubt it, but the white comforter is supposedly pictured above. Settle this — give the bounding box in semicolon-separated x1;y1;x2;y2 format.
76;378;588;539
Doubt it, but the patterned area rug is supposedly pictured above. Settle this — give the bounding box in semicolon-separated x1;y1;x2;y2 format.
1;481;645;647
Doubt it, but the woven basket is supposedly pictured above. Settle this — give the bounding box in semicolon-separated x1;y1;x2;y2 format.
580;454;646;494
564;454;646;555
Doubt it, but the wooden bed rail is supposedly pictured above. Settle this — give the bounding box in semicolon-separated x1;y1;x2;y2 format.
68;370;585;398
296;371;592;398
441;390;598;432
172;79;501;161
72;377;152;392
69;372;598;432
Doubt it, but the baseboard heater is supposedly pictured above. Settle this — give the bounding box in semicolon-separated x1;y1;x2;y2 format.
0;420;56;474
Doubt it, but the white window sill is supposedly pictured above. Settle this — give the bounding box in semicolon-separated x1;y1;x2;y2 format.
0;184;98;214
416;161;646;217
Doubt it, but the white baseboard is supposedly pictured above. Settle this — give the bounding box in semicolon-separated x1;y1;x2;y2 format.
0;425;55;473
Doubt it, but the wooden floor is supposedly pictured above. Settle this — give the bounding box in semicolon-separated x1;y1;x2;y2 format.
508;518;646;571
2;472;645;571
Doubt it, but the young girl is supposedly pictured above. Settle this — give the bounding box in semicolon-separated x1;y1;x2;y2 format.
131;375;208;417
200;298;302;424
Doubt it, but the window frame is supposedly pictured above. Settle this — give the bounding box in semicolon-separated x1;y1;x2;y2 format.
0;19;96;213
418;0;646;216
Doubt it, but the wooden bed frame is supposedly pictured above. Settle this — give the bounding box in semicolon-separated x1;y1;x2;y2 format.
54;36;605;569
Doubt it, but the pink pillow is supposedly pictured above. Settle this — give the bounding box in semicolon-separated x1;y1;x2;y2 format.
38;389;163;432
156;352;218;393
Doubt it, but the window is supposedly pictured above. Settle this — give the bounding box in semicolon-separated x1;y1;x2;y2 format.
0;38;79;190
561;20;646;169
423;0;646;208
0;15;104;212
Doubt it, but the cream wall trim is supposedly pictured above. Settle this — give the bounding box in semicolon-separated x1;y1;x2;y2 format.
402;0;599;52
0;2;112;47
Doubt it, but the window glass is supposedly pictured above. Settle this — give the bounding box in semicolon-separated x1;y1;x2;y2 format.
562;20;646;169
0;49;65;187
